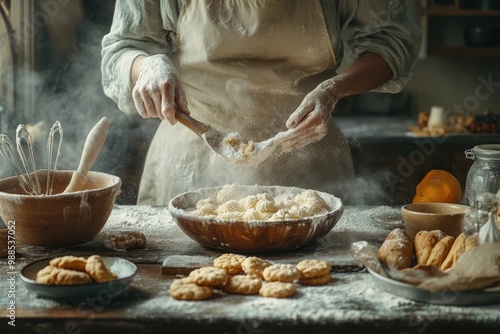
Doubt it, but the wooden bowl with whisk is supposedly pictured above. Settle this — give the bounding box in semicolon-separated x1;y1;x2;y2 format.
0;170;121;246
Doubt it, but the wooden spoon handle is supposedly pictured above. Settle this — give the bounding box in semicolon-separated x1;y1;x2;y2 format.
175;110;210;136
64;117;110;193
77;117;110;174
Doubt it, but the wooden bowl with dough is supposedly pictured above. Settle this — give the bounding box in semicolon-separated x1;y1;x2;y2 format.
401;202;468;239
168;185;343;253
0;170;121;246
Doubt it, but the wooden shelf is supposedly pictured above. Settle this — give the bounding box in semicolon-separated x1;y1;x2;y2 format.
427;8;500;16
430;46;500;57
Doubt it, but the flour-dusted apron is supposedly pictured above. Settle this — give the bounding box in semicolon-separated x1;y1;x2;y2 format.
137;0;355;205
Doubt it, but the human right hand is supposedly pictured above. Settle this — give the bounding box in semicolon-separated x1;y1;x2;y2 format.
132;54;189;124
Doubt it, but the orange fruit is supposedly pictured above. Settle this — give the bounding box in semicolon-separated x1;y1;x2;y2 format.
412;169;461;204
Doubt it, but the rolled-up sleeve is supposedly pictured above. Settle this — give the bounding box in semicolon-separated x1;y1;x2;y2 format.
101;0;174;114
339;0;422;93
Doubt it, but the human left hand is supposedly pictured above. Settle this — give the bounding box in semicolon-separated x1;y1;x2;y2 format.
281;79;340;153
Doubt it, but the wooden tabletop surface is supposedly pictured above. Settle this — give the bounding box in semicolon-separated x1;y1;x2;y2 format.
1;205;499;334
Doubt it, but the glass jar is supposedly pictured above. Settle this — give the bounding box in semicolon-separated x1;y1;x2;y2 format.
463;144;500;207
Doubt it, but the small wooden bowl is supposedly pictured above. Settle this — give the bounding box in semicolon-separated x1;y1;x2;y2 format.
0;170;121;246
401;203;469;239
168;185;343;253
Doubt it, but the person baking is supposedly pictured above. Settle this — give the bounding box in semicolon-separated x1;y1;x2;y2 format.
101;0;421;206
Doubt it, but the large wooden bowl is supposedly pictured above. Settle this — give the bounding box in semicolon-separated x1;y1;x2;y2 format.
0;170;121;246
168;185;343;253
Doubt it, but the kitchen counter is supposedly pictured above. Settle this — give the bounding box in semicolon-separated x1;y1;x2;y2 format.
335;115;500;144
334;116;500;205
1;205;500;334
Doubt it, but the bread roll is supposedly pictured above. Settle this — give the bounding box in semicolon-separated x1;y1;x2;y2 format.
426;235;455;268
414;230;446;265
377;228;414;269
465;233;479;251
440;232;466;271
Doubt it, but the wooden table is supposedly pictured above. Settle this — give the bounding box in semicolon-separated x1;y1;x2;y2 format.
1;205;499;334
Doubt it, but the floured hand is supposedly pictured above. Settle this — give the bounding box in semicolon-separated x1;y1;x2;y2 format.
132;54;189;123
281;79;339;153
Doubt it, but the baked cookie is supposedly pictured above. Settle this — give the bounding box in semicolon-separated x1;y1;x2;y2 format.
189;266;229;287
36;265;93;285
169;278;213;301
259;282;297;298
262;264;300;283
99;231;147;251
170;277;192;290
295;259;332;279
85;255;118;283
241;256;271;279
213;253;246;275
298;274;332;286
50;255;87;271
224;275;262;295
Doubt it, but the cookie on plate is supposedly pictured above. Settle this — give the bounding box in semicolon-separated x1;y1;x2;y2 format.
85;255;118;283
36;265;93;285
49;255;87;272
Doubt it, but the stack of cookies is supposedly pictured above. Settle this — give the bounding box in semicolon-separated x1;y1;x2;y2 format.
36;255;118;285
169;253;333;301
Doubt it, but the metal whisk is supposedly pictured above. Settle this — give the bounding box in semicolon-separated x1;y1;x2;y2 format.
0;121;63;195
46;121;63;195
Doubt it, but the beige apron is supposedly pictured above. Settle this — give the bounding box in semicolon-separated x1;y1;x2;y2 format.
138;0;354;205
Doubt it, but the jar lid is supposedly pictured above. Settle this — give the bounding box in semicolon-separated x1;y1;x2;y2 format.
471;144;500;160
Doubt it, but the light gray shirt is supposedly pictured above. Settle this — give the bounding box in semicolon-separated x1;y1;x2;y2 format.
101;0;422;114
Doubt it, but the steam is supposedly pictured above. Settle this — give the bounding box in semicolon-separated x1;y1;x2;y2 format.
2;11;158;204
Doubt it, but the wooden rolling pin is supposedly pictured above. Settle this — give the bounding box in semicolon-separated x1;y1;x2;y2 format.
63;117;110;193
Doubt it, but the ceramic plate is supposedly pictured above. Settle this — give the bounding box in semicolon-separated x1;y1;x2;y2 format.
367;267;500;306
20;257;137;299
